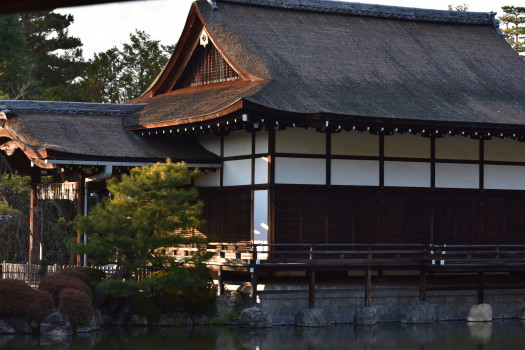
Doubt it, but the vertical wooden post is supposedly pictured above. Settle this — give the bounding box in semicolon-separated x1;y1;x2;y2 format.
29;172;41;265
477;272;484;304
75;175;85;266
420;268;426;301
218;265;224;296
250;245;258;306
365;267;372;307
308;268;316;308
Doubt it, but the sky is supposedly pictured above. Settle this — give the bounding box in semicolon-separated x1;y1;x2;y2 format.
57;0;521;59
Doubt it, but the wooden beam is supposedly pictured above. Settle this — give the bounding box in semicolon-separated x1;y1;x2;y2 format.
29;172;41;265
308;268;316;308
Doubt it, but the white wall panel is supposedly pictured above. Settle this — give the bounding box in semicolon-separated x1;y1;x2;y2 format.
384;133;430;158
223;130;252;157
197;134;220;155
331;131;379;156
484;165;525;190
255;130;268;154
275;157;326;184
435;163;479;188
384;161;430;187
275;128;325;154
485;138;525;162
436;135;478;160
254;157;269;184
253;190;269;246
331;159;379;186
194;169;220;187
223;159;251;186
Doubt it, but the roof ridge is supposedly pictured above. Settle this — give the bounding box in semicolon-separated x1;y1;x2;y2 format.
0;100;145;117
216;0;496;25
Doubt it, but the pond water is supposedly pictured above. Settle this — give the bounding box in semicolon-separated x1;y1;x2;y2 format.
0;320;524;350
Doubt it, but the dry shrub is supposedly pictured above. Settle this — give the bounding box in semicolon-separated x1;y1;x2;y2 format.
25;290;54;322
58;288;93;329
0;279;54;322
0;279;33;315
39;273;93;306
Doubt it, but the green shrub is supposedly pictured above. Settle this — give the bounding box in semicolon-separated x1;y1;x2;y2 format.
39;273;93;306
58;288;93;329
129;294;161;325
61;267;106;286
25;290;54;323
150;267;216;314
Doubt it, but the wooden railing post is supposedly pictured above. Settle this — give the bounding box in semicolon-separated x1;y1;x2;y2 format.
308;268;316;308
420;245;427;301
250;245;258;306
365;266;371;307
478;272;484;304
218;264;224;296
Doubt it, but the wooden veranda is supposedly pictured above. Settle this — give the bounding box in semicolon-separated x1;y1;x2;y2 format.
189;243;525;307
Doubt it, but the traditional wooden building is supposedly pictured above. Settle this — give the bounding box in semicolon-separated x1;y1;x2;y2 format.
2;0;525;262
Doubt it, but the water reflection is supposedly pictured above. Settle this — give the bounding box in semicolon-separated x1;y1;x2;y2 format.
0;320;524;350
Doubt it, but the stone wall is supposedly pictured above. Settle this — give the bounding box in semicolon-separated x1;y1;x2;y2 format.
253;282;525;325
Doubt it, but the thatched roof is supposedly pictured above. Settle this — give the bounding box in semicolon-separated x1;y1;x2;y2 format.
0;101;220;165
130;0;525;130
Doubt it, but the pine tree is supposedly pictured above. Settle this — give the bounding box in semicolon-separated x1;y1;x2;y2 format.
74;161;209;280
500;6;525;58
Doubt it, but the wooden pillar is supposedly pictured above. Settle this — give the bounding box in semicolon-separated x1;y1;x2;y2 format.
250;246;258;306
365;267;372;307
29;172;41;265
218;265;225;296
420;268;427;301
308;268;316;308
75;175;85;266
477;272;484;304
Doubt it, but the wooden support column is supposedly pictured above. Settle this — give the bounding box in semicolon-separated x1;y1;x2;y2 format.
308;268;316;308
420;268;427;301
75;174;85;266
218;265;225;296
365;267;372;307
477;272;484;304
29;172;41;265
250;246;258;306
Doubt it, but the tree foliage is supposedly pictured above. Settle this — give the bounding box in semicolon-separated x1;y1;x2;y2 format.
447;4;469;12
74;160;209;280
500;6;525;58
19;11;86;100
80;30;173;103
0;14;33;99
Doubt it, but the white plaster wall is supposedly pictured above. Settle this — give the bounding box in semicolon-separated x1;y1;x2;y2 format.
331;131;379;156
255;130;269;154
275;157;326;184
384;133;430;158
254;157;269;184
197;134;221;156
194;169;221;187
435;163;479;189
484;165;525;190
253;189;269;246
384;161;430;187
275;128;325;154
223;130;252;157
485;138;525;162
223;159;251;186
436;135;479;160
331;159;379;186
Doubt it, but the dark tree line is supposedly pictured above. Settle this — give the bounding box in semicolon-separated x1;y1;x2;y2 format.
0;9;172;101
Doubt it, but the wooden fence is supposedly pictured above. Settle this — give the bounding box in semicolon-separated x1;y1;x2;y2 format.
0;262;63;288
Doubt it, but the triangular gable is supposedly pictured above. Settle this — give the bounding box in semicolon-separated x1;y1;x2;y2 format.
137;3;259;100
174;29;240;89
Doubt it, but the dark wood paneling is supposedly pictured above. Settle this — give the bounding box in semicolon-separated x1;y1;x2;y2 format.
197;187;251;242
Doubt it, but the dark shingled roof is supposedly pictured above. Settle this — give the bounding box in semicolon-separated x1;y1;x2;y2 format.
0;101;220;164
131;0;525;129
